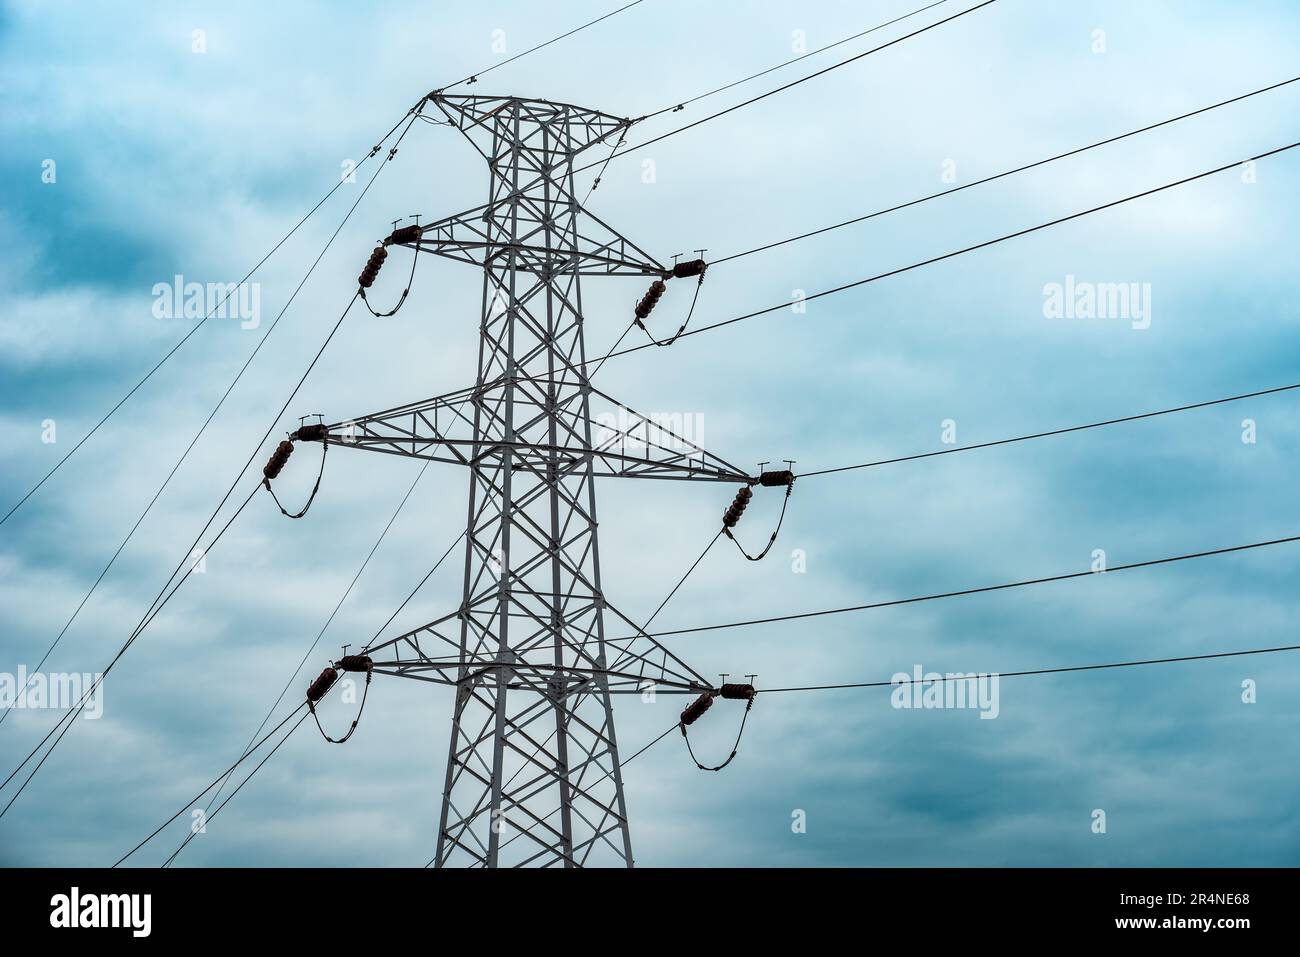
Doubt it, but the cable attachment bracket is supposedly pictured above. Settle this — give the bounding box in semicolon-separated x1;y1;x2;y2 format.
678;681;757;771
632;253;708;347
723;467;795;561
261;416;329;519
307;653;374;744
360;223;423;317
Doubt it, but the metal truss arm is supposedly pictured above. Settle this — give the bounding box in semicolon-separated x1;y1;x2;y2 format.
321;380;754;484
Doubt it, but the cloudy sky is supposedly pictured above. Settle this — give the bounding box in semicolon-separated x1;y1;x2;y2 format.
2;0;1299;867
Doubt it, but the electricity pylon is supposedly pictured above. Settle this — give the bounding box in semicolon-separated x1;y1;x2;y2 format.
323;94;754;868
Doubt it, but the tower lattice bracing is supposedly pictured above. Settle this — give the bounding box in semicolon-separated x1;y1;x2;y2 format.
325;94;751;867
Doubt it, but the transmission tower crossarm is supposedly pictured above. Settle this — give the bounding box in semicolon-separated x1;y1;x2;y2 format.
423;92;636;153
396;202;667;276
399;94;664;276
320;382;754;483
366;656;709;696
359;579;715;693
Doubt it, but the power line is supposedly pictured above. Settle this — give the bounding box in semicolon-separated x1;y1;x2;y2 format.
441;0;649;90
760;643;1300;693
609;528;723;674
2;111;417;797
3;0;653;529
799;381;1300;478
10;6;664;821
112;702;308;867
589;76;1300;376
3;3;653;531
165;510;465;866
429;636;1300;867
0;123;414;731
642;0;952;119
575;0;999;174
709;74;1300;266
163;709;311;868
362;530;469;650
604;139;1300;361
58;11;1289;863
0;289;364;819
629;531;1300;642
620;721;679;765
586;319;638;380
0;483;261;819
466;647;1300;864
0;105;421;531
161;460;433;866
643;529;723;633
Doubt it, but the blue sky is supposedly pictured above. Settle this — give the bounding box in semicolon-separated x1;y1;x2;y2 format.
2;0;1299;866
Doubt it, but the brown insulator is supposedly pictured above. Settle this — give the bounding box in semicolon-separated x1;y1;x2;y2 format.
338;654;373;673
263;440;294;480
293;423;328;442
306;666;338;704
671;258;707;279
358;246;388;288
719;683;756;701
634;280;666;320
680;692;714;726
759;469;795;487
386;224;423;246
722;485;751;527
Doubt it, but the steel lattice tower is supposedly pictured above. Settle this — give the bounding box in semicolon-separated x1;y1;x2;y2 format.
323;94;753;867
